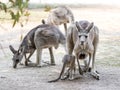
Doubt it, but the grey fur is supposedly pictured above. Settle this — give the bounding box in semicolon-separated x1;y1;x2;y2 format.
66;20;99;79
34;24;65;66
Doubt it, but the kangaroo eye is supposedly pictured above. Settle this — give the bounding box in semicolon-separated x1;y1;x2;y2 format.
19;51;21;53
17;50;21;54
79;35;81;38
85;36;88;38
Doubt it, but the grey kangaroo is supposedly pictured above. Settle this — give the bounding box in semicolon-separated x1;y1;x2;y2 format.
9;26;38;68
48;54;76;83
44;5;74;36
9;24;65;68
66;20;99;80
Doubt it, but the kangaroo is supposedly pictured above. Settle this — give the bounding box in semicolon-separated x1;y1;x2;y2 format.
48;54;76;83
34;24;65;67
9;25;38;68
66;20;99;80
9;24;65;68
44;5;74;36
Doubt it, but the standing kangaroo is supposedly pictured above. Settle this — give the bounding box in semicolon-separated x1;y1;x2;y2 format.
34;24;65;67
66;20;99;79
44;6;74;36
9;24;65;68
48;54;76;83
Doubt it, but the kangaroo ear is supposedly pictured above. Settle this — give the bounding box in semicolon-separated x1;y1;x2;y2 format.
75;21;83;32
86;22;94;33
42;19;46;24
9;45;17;54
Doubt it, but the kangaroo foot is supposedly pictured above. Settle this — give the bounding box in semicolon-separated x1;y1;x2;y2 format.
61;74;69;80
42;60;56;66
25;61;28;66
68;75;75;81
35;64;42;67
27;63;41;67
19;62;24;65
90;70;100;80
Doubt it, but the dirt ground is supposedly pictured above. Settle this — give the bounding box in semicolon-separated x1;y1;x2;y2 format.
0;6;120;90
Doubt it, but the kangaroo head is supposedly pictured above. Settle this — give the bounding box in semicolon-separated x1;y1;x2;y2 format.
62;55;75;67
9;45;25;68
75;21;94;49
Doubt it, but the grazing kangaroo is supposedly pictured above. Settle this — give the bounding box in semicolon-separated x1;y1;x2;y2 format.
9;25;38;68
9;24;65;68
44;5;74;36
66;20;99;80
48;54;76;83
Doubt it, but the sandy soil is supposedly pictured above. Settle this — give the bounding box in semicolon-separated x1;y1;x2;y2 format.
0;6;120;90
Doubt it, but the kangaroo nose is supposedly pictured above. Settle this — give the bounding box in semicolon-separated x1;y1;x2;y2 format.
81;41;84;45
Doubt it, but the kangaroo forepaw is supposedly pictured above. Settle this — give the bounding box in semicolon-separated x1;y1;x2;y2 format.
79;69;83;75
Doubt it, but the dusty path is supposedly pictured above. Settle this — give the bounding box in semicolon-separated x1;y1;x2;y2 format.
0;6;120;90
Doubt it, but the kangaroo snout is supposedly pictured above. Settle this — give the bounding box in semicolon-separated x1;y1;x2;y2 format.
13;61;19;68
81;41;84;45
